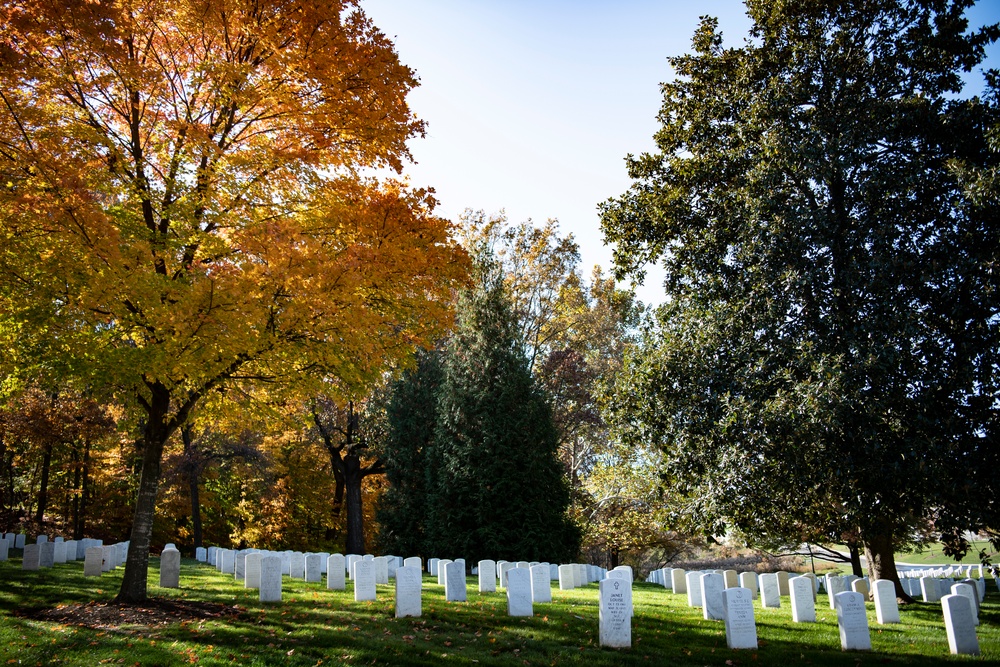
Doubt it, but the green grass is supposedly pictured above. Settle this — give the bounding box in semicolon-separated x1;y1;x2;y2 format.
821;543;992;568
1;555;998;666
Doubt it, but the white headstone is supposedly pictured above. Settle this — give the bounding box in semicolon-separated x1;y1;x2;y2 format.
445;560;467;602
759;573;780;608
599;577;632;648
403;556;421;571
723;569;738;589
346;554;361;579
289;552;305;579
776;571;790;596
827;574;848;609
686;571;703;607
0;538;8;562
701;572;725;620
558;564;575;590
83;546;103;576
478;559;497;593
499;561;516;588
738;571;757;598
53;541;67;564
373;556;390;585
506;567;533;617
790;575;816;622
437;559;452;585
221;549;236;575
722;587;758;649
15;534;26;549
395;565;422;618
942;593;980;655
159;548;180;588
428;557;439;576
354;560;376;602
950;583;979;626
327;554;346;590
196;546;207;562
36;534;48;544
872;579;899;624
259;555;282;603
21;543;40;570
101;545;114;572
38;542;55;568
851;578;870;598
835;591;872;651
235;550;249;581
63;539;76;561
920;576;941;603
305;554;323;583
245;552;262;589
530;564;551;603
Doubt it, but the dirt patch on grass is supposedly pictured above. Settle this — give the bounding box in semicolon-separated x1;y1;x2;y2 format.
17;598;242;630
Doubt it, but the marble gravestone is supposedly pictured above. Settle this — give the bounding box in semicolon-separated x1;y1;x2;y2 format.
776;571;790;596
305;554;323;583
374;556;390;585
872;579;900;624
790;575;816;623
159;548;180;588
950;583;979;626
83;546;103;576
289;552;305;579
599;577;631;648
530;563;552;603
22;543;40;570
403;556;421;571
827;574;848;609
245;552;262;589
39;541;55;568
259;555;282;603
723;569;739;589
327;554;346;590
196;547;207;562
700;572;726;621
685;571;703;607
835;591;872;651
942;593;980;655
920;576;941;603
479;559;497;593
395;565;422;618
759;573;781;608
53;541;67;564
437;559;452;585
506;567;533;617
671;568;687;595
221;549;236;575
722;587;758;649
558;564;575;590
738;571;758;599
444;560;467;602
354;560;377;602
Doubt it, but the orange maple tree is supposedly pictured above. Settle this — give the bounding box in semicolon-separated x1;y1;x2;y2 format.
0;0;467;601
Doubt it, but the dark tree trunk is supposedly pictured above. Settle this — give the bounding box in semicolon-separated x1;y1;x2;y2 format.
117;383;172;603
74;438;90;539
344;453;365;554
609;548;619;570
847;539;864;578
181;426;203;549
35;440;53;526
863;519;913;604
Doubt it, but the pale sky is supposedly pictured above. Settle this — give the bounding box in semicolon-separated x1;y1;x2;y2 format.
362;0;999;307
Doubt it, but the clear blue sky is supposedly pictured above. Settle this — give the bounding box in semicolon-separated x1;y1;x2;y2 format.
362;0;1000;307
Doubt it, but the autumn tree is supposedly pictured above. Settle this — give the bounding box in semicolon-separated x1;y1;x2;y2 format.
0;0;467;601
601;0;1000;598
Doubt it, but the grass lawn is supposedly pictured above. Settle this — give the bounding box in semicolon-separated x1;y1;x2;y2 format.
1;555;997;666
820;543;992;569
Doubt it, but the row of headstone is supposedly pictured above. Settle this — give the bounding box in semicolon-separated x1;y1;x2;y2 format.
18;537;124;575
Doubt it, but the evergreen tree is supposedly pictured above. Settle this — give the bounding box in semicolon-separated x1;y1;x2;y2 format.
376;348;443;557
426;255;580;563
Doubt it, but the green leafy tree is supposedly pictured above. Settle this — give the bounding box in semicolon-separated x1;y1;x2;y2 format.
376;348;443;558
601;0;1000;598
425;254;579;563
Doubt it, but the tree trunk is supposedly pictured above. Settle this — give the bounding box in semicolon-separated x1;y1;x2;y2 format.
862;519;913;603
75;438;90;539
117;384;172;603
182;426;203;549
344;454;365;554
847;539;864;578
35;440;53;526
